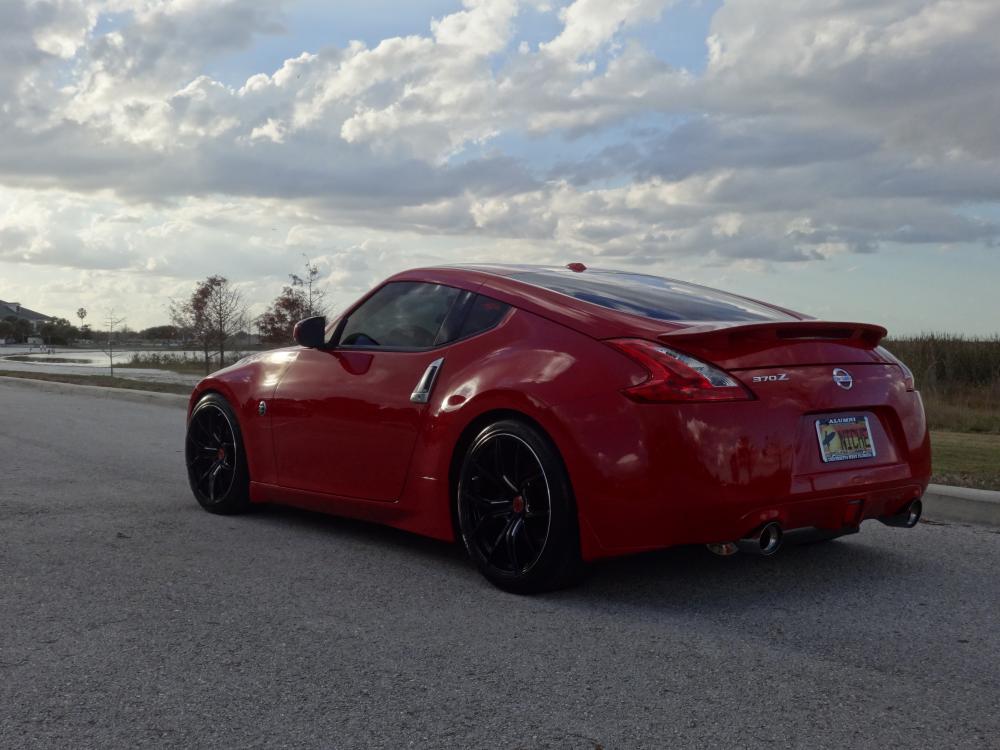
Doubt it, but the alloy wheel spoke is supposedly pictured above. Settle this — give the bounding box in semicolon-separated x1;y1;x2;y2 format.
207;461;226;501
193;418;214;445
198;459;220;484
468;492;510;509
470;506;510;537
516;517;536;557
189;457;214;474
519;472;543;491
486;516;516;563
506;517;523;571
472;459;502;486
493;437;507;484
187;433;215;453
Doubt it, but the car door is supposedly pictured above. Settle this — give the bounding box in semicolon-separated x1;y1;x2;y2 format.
270;281;467;502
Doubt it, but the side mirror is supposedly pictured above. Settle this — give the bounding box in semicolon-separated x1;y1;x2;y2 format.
293;316;326;348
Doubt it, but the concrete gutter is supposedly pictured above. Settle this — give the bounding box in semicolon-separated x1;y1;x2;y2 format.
923;484;1000;529
0;375;188;409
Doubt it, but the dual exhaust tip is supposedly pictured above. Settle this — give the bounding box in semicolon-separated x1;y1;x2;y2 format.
707;498;923;557
878;498;922;528
738;521;783;556
707;521;783;558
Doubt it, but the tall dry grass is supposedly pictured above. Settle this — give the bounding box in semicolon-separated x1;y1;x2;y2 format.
883;335;1000;433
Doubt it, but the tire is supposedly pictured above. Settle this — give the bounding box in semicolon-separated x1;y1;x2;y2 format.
185;393;251;515
456;419;582;593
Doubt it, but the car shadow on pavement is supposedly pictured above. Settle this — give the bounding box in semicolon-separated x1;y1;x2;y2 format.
583;536;902;595
244;501;935;612
246;502;470;566
221;506;987;672
552;529;951;631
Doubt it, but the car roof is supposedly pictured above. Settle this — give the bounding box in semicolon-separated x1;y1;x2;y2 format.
438;263;756;296
382;263;804;341
474;263;798;314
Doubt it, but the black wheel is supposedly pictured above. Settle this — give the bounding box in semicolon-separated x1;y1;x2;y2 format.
456;419;582;593
185;393;250;515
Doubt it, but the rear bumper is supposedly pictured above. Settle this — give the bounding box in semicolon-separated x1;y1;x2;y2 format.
551;387;932;561
699;481;926;544
579;479;927;559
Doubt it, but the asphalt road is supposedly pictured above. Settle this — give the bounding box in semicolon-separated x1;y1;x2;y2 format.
2;379;999;749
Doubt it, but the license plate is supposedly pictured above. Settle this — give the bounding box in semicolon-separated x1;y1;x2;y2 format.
815;415;876;463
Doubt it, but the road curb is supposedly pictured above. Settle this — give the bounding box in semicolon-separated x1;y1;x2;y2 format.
0;375;189;409
923;483;1000;528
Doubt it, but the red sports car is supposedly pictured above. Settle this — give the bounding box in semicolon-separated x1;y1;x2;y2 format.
185;264;930;592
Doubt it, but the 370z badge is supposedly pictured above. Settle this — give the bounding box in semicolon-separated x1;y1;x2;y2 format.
752;373;790;383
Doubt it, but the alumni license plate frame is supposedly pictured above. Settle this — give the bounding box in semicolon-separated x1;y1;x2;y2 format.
815;415;876;463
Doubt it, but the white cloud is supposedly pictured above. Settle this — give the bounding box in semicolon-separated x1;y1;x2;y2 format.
703;0;1000;157
0;0;998;329
541;0;674;60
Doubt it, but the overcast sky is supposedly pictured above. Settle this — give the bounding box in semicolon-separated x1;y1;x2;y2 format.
1;0;998;333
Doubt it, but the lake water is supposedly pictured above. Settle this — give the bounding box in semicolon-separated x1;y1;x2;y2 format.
0;348;213;367
0;347;224;385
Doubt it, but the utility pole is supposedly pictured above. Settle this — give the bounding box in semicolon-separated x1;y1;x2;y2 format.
105;309;126;377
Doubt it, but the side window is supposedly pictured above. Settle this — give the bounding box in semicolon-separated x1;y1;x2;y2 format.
338;282;463;349
458;295;510;339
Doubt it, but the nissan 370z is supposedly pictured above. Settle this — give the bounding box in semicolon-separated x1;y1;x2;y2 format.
184;265;930;592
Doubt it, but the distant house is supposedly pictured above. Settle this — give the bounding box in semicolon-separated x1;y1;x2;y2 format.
0;299;56;331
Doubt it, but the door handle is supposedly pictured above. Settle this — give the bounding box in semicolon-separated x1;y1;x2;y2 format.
410;357;445;403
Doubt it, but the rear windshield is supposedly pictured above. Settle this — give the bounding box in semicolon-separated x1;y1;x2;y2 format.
507;268;792;322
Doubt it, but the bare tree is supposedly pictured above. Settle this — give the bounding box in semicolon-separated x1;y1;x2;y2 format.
205;276;248;367
171;289;210;373
172;276;247;373
104;309;126;377
258;257;329;345
289;255;328;318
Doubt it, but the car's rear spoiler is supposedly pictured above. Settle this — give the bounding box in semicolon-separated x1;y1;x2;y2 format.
657;321;888;351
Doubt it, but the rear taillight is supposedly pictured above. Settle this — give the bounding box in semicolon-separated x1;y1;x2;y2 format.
607;339;752;403
876;346;916;391
898;361;916;391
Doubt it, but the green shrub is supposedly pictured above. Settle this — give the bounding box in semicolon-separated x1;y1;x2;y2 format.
884;335;1000;433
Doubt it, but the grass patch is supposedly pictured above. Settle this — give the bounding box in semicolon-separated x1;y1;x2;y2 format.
119;351;224;375
0;370;192;396
921;389;1000;434
931;430;1000;491
885;335;1000;434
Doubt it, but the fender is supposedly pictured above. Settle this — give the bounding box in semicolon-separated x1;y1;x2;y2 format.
398;385;610;559
190;349;298;485
392;309;638;559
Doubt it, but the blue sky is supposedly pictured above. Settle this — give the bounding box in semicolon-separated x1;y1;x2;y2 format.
206;1;469;83
206;1;721;84
1;0;998;334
